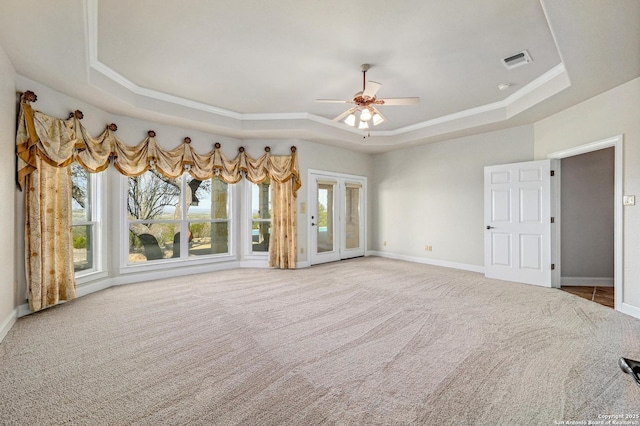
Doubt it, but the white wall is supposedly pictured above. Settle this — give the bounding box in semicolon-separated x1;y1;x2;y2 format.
0;44;17;341
371;125;534;269
534;77;640;311
561;148;614;280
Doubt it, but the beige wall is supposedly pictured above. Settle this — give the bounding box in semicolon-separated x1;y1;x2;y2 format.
371;125;534;268
534;77;640;309
0;43;17;340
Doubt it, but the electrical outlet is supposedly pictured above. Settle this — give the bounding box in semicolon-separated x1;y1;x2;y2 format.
623;195;636;206
300;247;304;254
425;245;433;252
383;241;387;246
300;202;306;213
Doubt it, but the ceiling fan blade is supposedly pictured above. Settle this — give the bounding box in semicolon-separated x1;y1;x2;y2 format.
333;106;358;122
377;97;420;106
314;99;351;103
362;81;382;98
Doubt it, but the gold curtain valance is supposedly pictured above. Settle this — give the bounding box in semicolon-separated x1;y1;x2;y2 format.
16;91;301;194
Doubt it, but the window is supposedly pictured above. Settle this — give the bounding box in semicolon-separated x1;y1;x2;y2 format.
71;163;98;273
126;170;231;263
187;175;230;257
250;180;271;253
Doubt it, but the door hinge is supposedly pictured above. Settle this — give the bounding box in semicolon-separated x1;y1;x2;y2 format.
550;170;555;177
551;264;555;270
551;217;555;223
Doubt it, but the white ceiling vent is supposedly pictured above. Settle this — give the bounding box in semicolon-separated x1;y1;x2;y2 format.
502;50;532;70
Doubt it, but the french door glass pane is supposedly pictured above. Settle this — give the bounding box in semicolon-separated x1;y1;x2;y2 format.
317;183;334;253
345;186;360;249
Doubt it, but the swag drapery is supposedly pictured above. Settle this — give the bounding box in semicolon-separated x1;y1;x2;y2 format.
16;91;301;312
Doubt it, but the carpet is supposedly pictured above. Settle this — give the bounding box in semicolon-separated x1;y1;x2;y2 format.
1;257;639;425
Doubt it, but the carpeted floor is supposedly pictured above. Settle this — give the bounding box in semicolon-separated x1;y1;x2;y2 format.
1;257;639;425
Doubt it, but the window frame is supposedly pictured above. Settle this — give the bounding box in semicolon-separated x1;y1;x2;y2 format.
72;163;107;284
120;171;237;273
243;179;272;261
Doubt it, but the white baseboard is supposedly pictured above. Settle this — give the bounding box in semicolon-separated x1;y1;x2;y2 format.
620;303;640;321
296;260;311;269
18;303;31;317
367;251;484;273
0;308;18;343
561;277;614;287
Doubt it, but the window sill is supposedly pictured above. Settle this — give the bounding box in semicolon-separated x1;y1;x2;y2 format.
119;253;238;275
76;270;109;286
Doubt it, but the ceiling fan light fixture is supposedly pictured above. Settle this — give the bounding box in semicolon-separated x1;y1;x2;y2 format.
343;113;357;127
316;64;420;132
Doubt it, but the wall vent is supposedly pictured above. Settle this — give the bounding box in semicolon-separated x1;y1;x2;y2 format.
502;50;532;70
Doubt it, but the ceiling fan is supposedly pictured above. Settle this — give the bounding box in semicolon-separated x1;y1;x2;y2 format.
315;64;420;130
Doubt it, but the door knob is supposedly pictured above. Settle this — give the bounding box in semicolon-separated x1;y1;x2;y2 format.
486;225;495;229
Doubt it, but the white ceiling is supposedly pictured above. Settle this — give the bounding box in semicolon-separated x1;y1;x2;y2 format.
0;0;638;153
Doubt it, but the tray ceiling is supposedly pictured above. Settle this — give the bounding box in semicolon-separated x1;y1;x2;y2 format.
0;0;638;152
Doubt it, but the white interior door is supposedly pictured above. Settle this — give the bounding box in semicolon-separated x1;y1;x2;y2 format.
484;160;553;287
309;172;366;265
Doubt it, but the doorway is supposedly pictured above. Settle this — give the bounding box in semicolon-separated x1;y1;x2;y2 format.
308;171;366;265
548;135;623;310
556;147;615;308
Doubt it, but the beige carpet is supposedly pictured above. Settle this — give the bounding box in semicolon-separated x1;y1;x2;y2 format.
1;257;639;425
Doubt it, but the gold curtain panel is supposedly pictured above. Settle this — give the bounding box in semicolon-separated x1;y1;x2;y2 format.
16;91;301;312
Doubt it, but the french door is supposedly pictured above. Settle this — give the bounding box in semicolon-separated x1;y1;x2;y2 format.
309;171;366;265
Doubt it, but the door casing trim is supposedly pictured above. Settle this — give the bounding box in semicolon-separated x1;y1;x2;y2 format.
547;135;623;310
307;169;367;265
